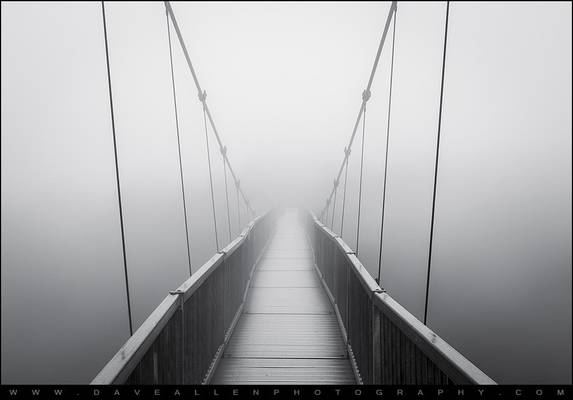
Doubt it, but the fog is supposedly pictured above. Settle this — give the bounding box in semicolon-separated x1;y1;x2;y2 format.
1;1;571;384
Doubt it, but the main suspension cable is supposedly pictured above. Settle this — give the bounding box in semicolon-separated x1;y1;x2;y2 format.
165;7;192;277
320;2;396;220
101;1;133;336
424;1;450;325
377;9;397;285
165;1;255;220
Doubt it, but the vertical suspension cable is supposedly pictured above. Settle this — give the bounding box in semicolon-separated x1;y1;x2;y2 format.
330;180;338;232
235;180;241;233
201;94;220;252
340;148;350;237
377;10;397;285
355;102;368;256
424;1;450;325
221;148;232;243
101;1;133;336
166;8;192;277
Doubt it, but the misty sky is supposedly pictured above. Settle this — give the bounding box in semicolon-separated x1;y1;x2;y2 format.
1;1;571;384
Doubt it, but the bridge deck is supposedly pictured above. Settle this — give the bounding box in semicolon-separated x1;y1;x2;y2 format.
211;211;356;384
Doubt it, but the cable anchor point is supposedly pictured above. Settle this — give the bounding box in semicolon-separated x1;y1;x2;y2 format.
198;90;207;103
362;89;371;103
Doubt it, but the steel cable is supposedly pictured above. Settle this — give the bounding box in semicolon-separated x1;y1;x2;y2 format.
355;105;367;256
424;1;450;325
320;2;397;218
340;150;350;238
166;8;193;276
165;2;254;220
101;1;133;336
330;181;338;231
222;148;232;243
376;9;397;285
235;180;241;234
202;99;220;252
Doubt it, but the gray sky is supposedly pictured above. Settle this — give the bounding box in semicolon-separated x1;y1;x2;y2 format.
1;1;571;384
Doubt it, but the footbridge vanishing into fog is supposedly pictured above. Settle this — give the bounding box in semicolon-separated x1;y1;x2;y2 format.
91;1;496;385
93;210;494;385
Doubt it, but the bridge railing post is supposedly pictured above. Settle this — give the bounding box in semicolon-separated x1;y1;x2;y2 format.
178;298;185;384
371;301;381;384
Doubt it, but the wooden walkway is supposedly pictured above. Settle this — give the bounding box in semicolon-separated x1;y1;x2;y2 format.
211;210;356;384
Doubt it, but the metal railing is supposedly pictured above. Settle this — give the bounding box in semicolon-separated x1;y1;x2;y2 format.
301;210;496;385
92;211;277;384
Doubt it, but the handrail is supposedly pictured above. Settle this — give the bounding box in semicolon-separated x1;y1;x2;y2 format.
307;211;496;385
92;214;272;384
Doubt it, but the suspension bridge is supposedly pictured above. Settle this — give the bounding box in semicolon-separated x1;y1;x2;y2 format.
90;1;496;385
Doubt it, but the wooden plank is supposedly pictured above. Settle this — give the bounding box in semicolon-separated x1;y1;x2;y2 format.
211;358;355;384
244;288;332;314
224;314;347;359
258;258;315;267
263;249;313;257
250;270;320;288
257;264;313;271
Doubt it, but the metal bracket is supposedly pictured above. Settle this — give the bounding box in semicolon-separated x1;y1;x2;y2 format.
169;289;185;309
198;90;207;102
